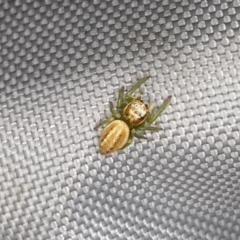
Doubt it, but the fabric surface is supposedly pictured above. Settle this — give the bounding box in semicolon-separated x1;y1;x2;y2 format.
0;0;240;239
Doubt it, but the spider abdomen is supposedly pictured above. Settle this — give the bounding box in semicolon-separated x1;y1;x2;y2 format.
123;99;149;126
100;120;130;154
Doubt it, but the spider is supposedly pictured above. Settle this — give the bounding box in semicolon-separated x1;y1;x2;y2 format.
95;77;171;154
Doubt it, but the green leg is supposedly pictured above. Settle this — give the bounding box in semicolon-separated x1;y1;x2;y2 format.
110;102;121;118
126;77;149;99
125;95;135;103
148;96;172;124
117;87;124;108
148;102;154;113
138;125;162;131
94;117;114;129
125;93;142;104
146;102;154;122
131;129;147;139
133;93;141;100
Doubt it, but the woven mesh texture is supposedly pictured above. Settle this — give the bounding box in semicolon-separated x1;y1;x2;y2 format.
0;0;240;240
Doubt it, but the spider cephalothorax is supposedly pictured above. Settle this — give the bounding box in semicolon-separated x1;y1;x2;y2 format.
95;77;171;154
123;99;149;126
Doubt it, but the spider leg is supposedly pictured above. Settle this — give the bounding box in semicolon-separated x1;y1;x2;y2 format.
131;129;147;139
133;93;141;100
94;117;114;129
117;87;124;108
146;102;154;123
110;102;121;119
138;125;162;131
148;102;155;113
126;77;149;99
148;96;172;124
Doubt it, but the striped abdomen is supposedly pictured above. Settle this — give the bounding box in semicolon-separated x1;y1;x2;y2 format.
100;120;130;154
123;99;149;126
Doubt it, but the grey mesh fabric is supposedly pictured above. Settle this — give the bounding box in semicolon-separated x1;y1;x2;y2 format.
0;0;240;240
